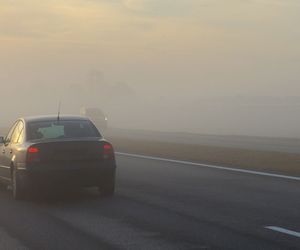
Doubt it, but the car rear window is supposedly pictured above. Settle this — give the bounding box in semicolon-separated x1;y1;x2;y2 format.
27;120;101;140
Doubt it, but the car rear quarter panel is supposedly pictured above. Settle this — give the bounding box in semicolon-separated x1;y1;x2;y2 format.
13;144;29;170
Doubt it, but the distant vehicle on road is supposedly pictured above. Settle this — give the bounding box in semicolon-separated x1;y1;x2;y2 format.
0;115;116;200
80;107;108;132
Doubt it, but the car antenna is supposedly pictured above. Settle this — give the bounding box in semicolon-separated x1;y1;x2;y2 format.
57;100;61;121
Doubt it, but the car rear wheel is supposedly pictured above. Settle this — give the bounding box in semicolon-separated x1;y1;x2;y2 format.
101;184;115;196
12;169;30;200
99;176;115;196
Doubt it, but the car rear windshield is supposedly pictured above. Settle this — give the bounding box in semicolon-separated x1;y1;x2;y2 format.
27;120;101;140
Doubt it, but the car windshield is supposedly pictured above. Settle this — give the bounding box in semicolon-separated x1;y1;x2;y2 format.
27;120;101;140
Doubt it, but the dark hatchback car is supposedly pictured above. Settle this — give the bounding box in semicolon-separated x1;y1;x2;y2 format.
0;115;116;200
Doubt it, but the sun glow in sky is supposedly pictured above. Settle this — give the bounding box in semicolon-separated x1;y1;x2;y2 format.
0;0;300;98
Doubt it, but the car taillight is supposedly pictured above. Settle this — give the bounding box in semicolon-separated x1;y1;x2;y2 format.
27;146;40;163
103;143;114;160
28;147;39;153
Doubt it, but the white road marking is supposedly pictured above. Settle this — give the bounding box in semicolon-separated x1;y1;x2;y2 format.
116;152;300;181
265;226;300;238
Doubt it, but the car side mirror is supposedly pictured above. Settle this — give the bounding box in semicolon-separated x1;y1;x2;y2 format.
0;136;4;144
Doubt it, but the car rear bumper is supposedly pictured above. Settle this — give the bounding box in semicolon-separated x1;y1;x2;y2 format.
18;166;116;188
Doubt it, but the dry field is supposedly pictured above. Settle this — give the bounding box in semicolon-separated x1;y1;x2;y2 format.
108;136;300;176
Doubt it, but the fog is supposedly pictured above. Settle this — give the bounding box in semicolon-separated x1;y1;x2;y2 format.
1;0;300;138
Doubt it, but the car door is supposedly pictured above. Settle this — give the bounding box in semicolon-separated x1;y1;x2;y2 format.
3;121;24;179
0;121;18;180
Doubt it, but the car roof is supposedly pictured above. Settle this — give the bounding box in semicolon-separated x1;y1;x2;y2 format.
22;115;89;123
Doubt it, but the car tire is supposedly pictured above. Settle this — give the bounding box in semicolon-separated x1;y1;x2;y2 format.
12;169;29;200
99;176;115;196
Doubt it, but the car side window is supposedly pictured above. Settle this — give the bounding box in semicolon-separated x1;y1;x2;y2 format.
5;121;18;144
17;123;25;143
11;121;24;144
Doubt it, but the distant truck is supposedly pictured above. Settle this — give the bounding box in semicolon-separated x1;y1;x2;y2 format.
80;107;108;132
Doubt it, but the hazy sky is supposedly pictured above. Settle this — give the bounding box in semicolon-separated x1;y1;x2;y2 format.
0;0;300;98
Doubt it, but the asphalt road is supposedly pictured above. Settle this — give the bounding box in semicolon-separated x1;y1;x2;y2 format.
0;154;299;250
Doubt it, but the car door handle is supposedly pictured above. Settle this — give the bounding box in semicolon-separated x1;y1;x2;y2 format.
2;149;5;154
9;150;13;154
